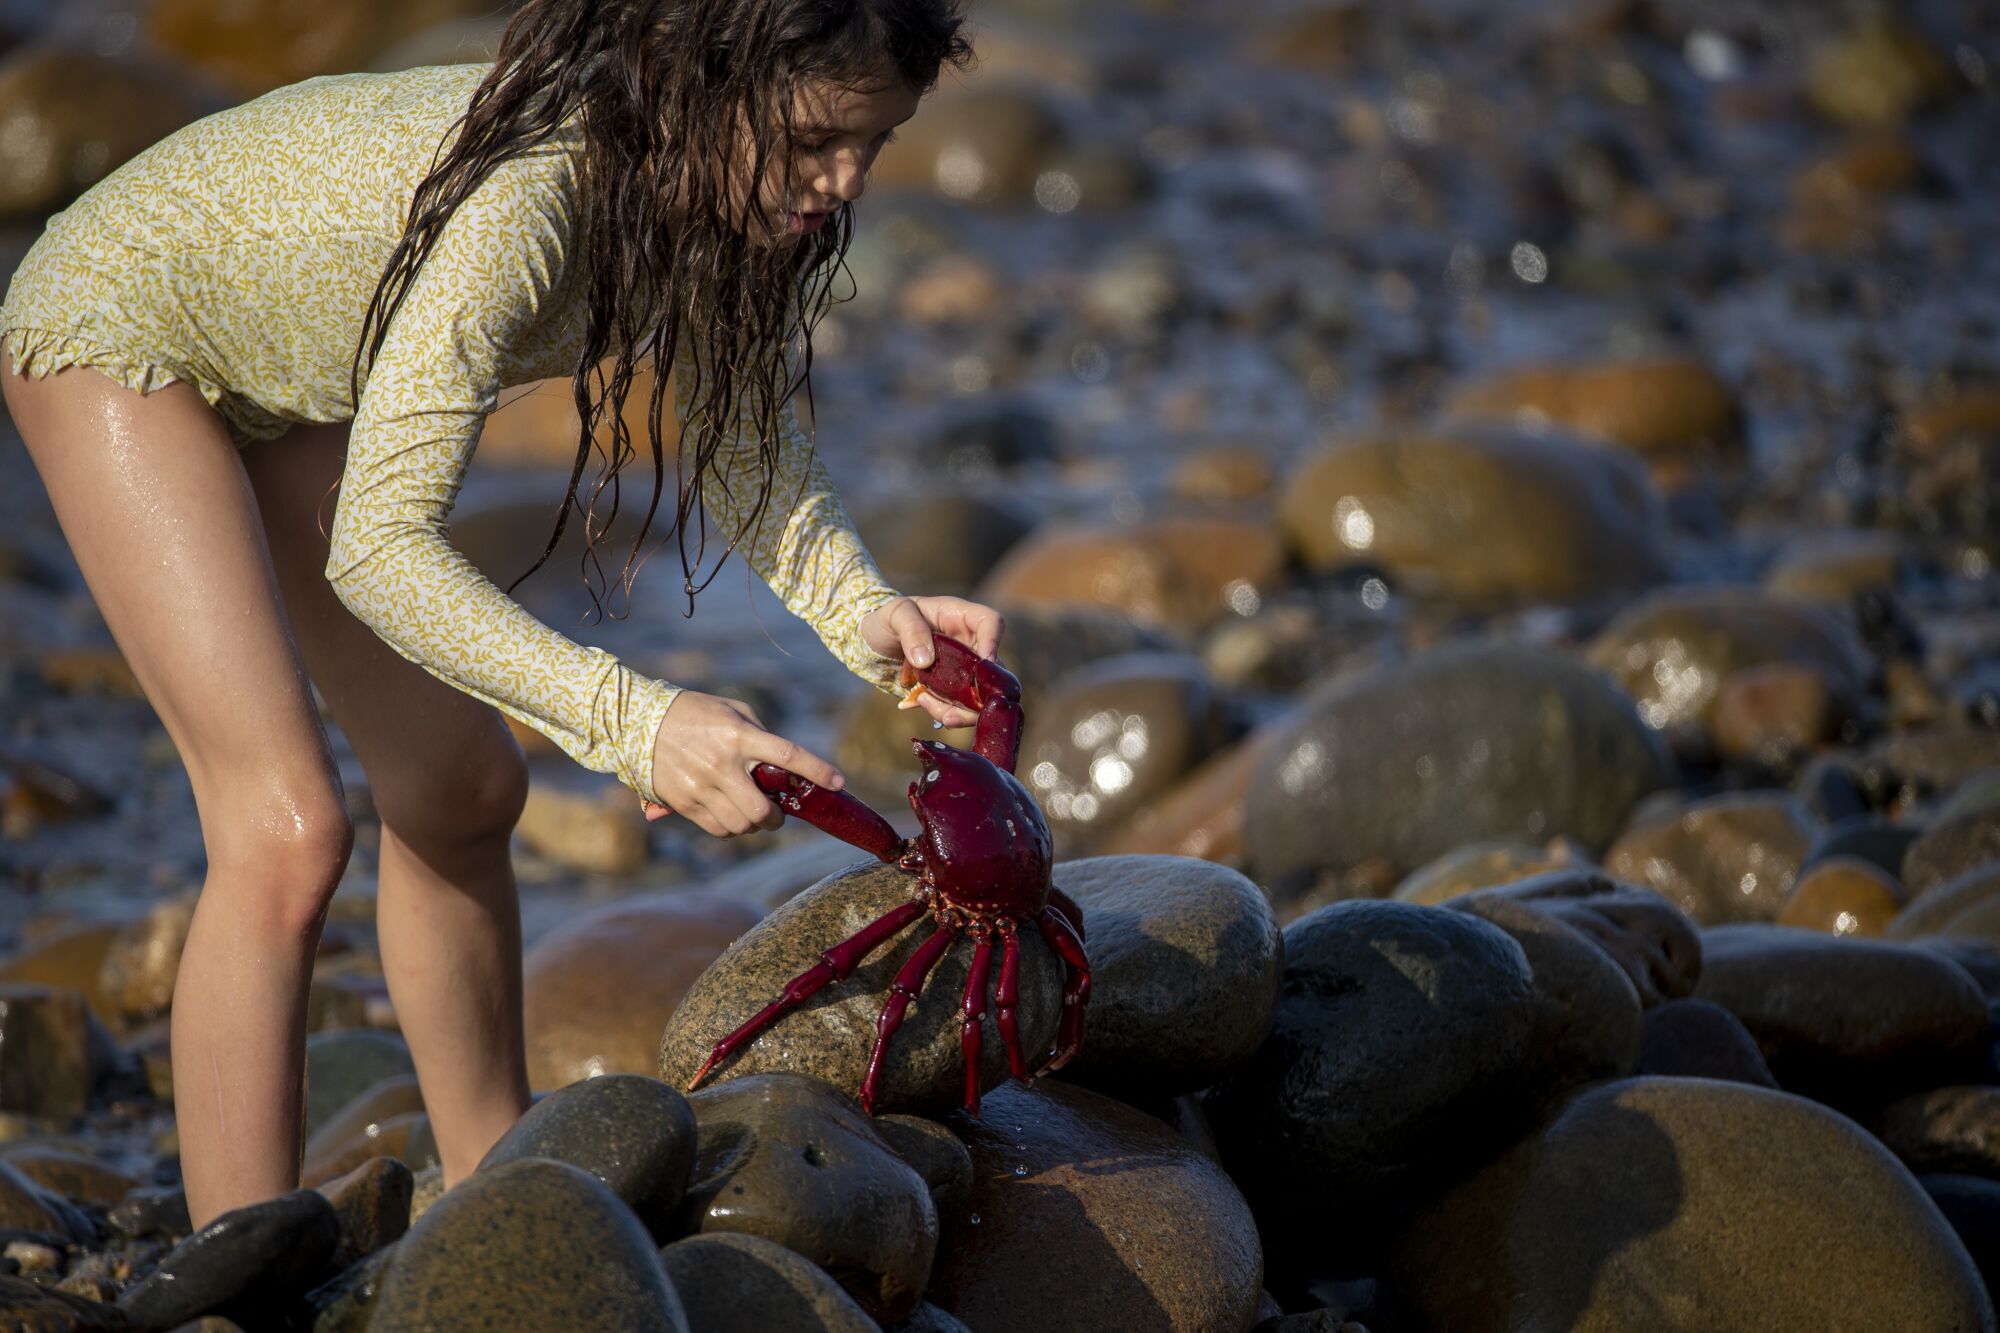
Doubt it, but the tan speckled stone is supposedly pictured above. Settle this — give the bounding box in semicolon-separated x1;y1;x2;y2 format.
659;862;1062;1115
659;1233;876;1333
1778;857;1904;936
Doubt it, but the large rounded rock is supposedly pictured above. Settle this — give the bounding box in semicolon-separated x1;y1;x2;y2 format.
978;516;1287;634
870;84;1068;206
1891;866;2000;946
1778;856;1904;936
117;1189;339;1329
523;892;760;1088
0;983;103;1118
1017;653;1232;854
1877;1086;2000;1180
0;47;205;219
477;1074;697;1236
146;0;502;96
677;1073;936;1321
1586;587;1869;736
1205;902;1537;1232
1098;723;1284;864
1637;998;1779;1087
658;1233;876;1333
1053;856;1282;1098
370;1157;688;1331
304;1031;415;1141
659;863;1062;1114
1445;358;1743;460
1276;429;1667;603
929;1080;1263;1333
1471;870;1703;1006
1695;924;1990;1101
1605;793;1819;926
1389;1077;1995;1333
854;493;1030;596
1906;805;2000;897
1391;840;1583;905
1244;644;1674;893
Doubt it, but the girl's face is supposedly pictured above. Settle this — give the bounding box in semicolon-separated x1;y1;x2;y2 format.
730;73;921;243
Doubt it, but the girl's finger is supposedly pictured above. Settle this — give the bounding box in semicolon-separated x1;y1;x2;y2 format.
741;730;845;791
893;598;936;668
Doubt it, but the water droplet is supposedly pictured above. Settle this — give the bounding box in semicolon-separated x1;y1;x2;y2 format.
969;1213;982;1225
1013;1165;1028;1177
933;719;945;730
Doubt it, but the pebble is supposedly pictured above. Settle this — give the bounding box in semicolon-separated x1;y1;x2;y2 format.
369;1157;689;1332
301;1074;424;1171
677;1073;937;1322
513;782;650;876
1875;1085;2000;1180
0;920;124;1026
1445;357;1742;460
1712;662;1839;763
303;1031;416;1142
853;492;1031;595
1098;721;1286;864
979;516;1286;635
315;1155;412;1272
1244;643;1673;896
1391;1077;1994;1332
659;861;1063;1115
1888;865;2000;946
1904;803;2000;897
658;1233;877;1333
1637;997;1780;1086
0;1154;92;1244
98;895;196;1029
1052;855;1282;1099
117;1189;339;1330
1764;529;1904;602
1603;792;1818;925
477;1073;696;1238
0;47;204;218
1804;18;1955;127
1391;840;1583;905
871;85;1068;206
1777;856;1904;936
146;0;504;96
1;1146;138;1208
0;983;106;1118
522;892;761;1089
930;1080;1264;1333
1469;870;1703;1006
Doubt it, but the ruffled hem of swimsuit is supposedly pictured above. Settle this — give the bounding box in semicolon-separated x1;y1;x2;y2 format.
0;326;184;397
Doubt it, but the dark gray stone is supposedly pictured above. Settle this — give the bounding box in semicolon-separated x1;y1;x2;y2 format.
118;1189;338;1328
476;1073;696;1236
657;1233;876;1333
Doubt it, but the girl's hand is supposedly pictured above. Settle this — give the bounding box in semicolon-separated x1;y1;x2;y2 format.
639;691;843;836
859;595;1007;729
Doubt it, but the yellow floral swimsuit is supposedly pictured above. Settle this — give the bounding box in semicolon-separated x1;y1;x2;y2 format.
0;62;906;807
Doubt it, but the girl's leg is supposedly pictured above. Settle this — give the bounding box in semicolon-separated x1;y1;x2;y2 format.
1;358;352;1228
239;422;533;1187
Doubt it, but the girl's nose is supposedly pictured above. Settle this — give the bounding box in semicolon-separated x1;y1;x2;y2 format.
819;152;867;205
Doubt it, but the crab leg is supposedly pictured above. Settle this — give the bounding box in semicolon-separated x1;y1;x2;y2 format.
900;634;1024;772
689;898;927;1091
959;934;995;1117
752;763;904;863
859;924;958;1114
995;927;1029;1080
1036;908;1092;1077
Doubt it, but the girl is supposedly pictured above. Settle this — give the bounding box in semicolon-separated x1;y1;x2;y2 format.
0;0;998;1228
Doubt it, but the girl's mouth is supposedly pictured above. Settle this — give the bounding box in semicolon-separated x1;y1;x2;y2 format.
788;210;830;235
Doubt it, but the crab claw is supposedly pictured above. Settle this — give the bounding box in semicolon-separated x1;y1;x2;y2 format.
899;633;1023;773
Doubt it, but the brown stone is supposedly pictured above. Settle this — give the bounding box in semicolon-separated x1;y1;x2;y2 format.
1877;1086;2000;1180
1778;857;1904;936
513;782;649;876
301;1110;430;1189
1168;448;1273;503
1472;870;1703;1006
1906;805;2000;898
1277;429;1666;603
1764;529;1904;602
678;1073;936;1321
0;1146;137;1208
316;1155;412;1271
0;984;96;1119
522;891;758;1089
659;1233;877;1333
0;1159;89;1242
1392;840;1583;906
1790;133;1924;212
1805;19;1955;127
897;254;1003;326
477;360;675;470
1446;358;1742;459
0;922;123;1027
1890;866;2000;946
1053;856;1282;1099
930;1080;1263;1333
147;0;508;97
1390;1078;1995;1333
870;85;1068;206
1605;792;1818;925
1713;662;1838;761
1637;997;1778;1086
659;862;1063;1115
98;894;195;1026
979;516;1286;634
301;1074;425;1170
35;647;143;699
1898;389;2000;462
1098;721;1286;864
853;493;1031;599
0;47;204;219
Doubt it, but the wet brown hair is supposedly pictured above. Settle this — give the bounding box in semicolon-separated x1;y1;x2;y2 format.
352;0;971;618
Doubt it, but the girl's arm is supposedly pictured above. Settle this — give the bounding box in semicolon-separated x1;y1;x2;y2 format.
325;147;678;805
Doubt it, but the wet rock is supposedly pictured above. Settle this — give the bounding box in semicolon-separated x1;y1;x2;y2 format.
1447;892;1642;1104
301;1075;424;1170
298;1242;392;1333
1712;662;1839;763
979;516;1286;635
1245;643;1674;894
1472;871;1703;1006
1017;653;1232;853
0;1275;132;1330
1390;1077;1994;1333
98;895;195;1028
1446;358;1742;460
677;1073;936;1321
659;862;1063;1114
0;47;204;218
658;1233;877;1333
0;984;101;1118
1889;866;2000;946
1080;243;1184;334
0;1158;92;1243
1765;529;1904;602
1242;4;1366;71
1391;840;1583;905
1277;430;1667;603
1695;924;1989;1102
1923;1175;2000;1301
407;1163;443;1225
1170;448;1273;503
315;1155;411;1271
922;399;1061;475
146;0;503;97
478;1074;696;1237
896;253;1003;327
1877;1086;2000;1179
1805;18;1955;127
107;1185;190;1240
1099;722;1285;864
1206;902;1537;1236
1921;939;2000;998
369;1157;688;1332
854;493;1030;596
1868;728;2000;801
889;1303;974;1333
931;1080;1263;1333
301;1110;431;1189
1778;856;1904;936
1637;997;1779;1086
34;648;143;699
698;840;865;915
304;1031;415;1142
514;782;648;876
1906;805;2000;897
1053;856;1282;1098
0;921;122;1027
1587;587;1869;737
873;1114;973;1220
118;1189;338;1329
1805;816;1922;881
0;1146;137;1208
523;892;760;1089
872;85;1068;206
1604;792;1818;925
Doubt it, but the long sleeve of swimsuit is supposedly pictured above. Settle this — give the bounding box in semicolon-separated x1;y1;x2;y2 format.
325;147;905;807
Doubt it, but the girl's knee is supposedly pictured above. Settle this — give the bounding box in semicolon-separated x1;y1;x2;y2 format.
201;795;354;932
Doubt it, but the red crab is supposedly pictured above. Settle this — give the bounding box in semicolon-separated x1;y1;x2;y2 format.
684;633;1091;1116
